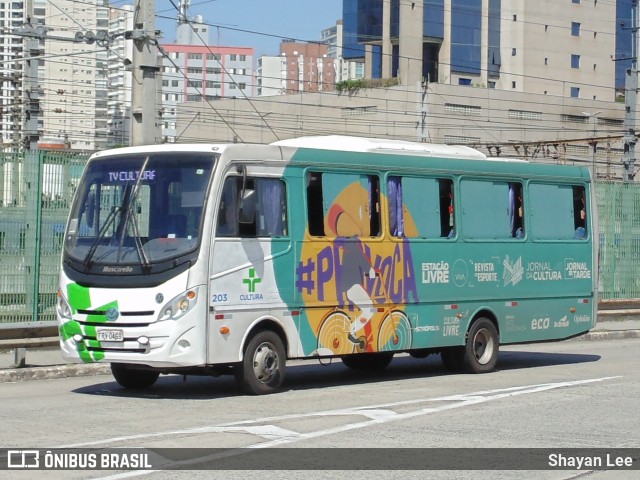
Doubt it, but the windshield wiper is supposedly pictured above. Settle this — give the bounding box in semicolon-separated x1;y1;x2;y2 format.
116;156;151;270
83;204;121;268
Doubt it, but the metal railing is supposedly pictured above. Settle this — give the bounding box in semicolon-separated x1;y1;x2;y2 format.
1;150;89;325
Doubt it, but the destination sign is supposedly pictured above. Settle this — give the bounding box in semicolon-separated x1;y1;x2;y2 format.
107;170;156;182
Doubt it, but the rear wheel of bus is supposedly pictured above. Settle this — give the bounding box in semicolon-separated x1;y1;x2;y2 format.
111;363;160;389
440;317;499;374
235;330;286;395
462;317;499;373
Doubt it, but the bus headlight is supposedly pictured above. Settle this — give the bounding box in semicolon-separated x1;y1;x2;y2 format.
56;289;72;320
158;287;199;321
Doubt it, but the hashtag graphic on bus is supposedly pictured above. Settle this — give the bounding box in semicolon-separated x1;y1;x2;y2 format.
295;259;315;294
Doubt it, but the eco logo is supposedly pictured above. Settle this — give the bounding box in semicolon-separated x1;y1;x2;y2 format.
243;268;261;293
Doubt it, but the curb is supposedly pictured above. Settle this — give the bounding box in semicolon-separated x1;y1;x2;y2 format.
0;363;111;383
1;329;640;384
571;329;640;341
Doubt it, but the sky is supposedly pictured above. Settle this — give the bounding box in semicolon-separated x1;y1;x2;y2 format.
154;0;344;57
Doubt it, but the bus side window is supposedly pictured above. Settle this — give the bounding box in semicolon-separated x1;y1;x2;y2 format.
529;183;587;240
573;186;587;239
389;176;448;238
306;172;325;236
308;171;380;238
460;179;512;239
440;179;455;238
217;176;288;238
256;178;288;237
509;182;524;238
388;176;403;236
217;177;239;237
369;176;381;236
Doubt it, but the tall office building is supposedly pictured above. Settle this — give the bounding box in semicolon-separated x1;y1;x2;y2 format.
343;0;627;100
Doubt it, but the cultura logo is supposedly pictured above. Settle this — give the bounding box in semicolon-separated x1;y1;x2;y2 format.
243;268;261;293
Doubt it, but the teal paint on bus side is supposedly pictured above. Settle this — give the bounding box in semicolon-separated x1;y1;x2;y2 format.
272;146;594;358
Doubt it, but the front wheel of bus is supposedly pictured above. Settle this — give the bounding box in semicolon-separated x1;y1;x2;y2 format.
461;318;499;374
110;363;160;389
236;331;286;395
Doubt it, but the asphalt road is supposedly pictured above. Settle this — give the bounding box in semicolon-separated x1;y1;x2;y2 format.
1;338;639;479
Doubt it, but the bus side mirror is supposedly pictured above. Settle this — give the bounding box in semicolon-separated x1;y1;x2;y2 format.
239;189;256;224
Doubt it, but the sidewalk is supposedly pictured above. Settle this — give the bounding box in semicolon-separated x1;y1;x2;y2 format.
1;318;639;383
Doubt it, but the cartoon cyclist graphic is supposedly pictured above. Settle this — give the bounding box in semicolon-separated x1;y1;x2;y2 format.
326;203;377;345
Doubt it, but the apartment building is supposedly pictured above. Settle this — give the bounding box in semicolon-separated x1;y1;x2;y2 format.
256;41;335;97
106;4;133;147
256;55;285;97
0;0;134;151
37;0;110;151
0;0;29;149
321;20;365;82
159;44;254;142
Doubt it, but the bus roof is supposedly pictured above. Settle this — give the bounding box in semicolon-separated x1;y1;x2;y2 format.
89;143;228;159
272;135;489;160
88;136;526;165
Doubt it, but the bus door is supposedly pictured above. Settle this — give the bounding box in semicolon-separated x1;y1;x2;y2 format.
207;167;294;362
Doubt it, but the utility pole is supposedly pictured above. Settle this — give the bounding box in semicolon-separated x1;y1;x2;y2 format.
10;73;20;151
622;1;639;182
418;79;429;143
130;0;160;146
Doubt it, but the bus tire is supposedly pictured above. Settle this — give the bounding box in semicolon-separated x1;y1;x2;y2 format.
111;363;159;389
461;318;499;374
341;352;393;370
440;347;464;372
235;330;286;395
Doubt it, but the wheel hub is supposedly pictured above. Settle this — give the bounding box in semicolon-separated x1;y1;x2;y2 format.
473;328;494;365
252;342;279;383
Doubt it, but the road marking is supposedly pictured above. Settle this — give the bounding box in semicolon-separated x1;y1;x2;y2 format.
86;376;621;478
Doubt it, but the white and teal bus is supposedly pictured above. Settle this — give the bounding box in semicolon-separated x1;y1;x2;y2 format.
56;136;597;394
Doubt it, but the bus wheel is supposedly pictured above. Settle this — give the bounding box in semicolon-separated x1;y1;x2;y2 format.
236;331;286;395
110;363;159;389
440;347;464;372
341;352;393;370
461;318;499;374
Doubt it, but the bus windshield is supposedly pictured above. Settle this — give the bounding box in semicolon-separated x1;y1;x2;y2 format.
63;152;215;271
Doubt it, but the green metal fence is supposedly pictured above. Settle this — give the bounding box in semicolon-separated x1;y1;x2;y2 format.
1;152;640;324
1;150;89;323
596;181;640;299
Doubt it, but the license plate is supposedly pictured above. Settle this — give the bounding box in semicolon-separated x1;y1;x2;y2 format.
96;329;124;342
